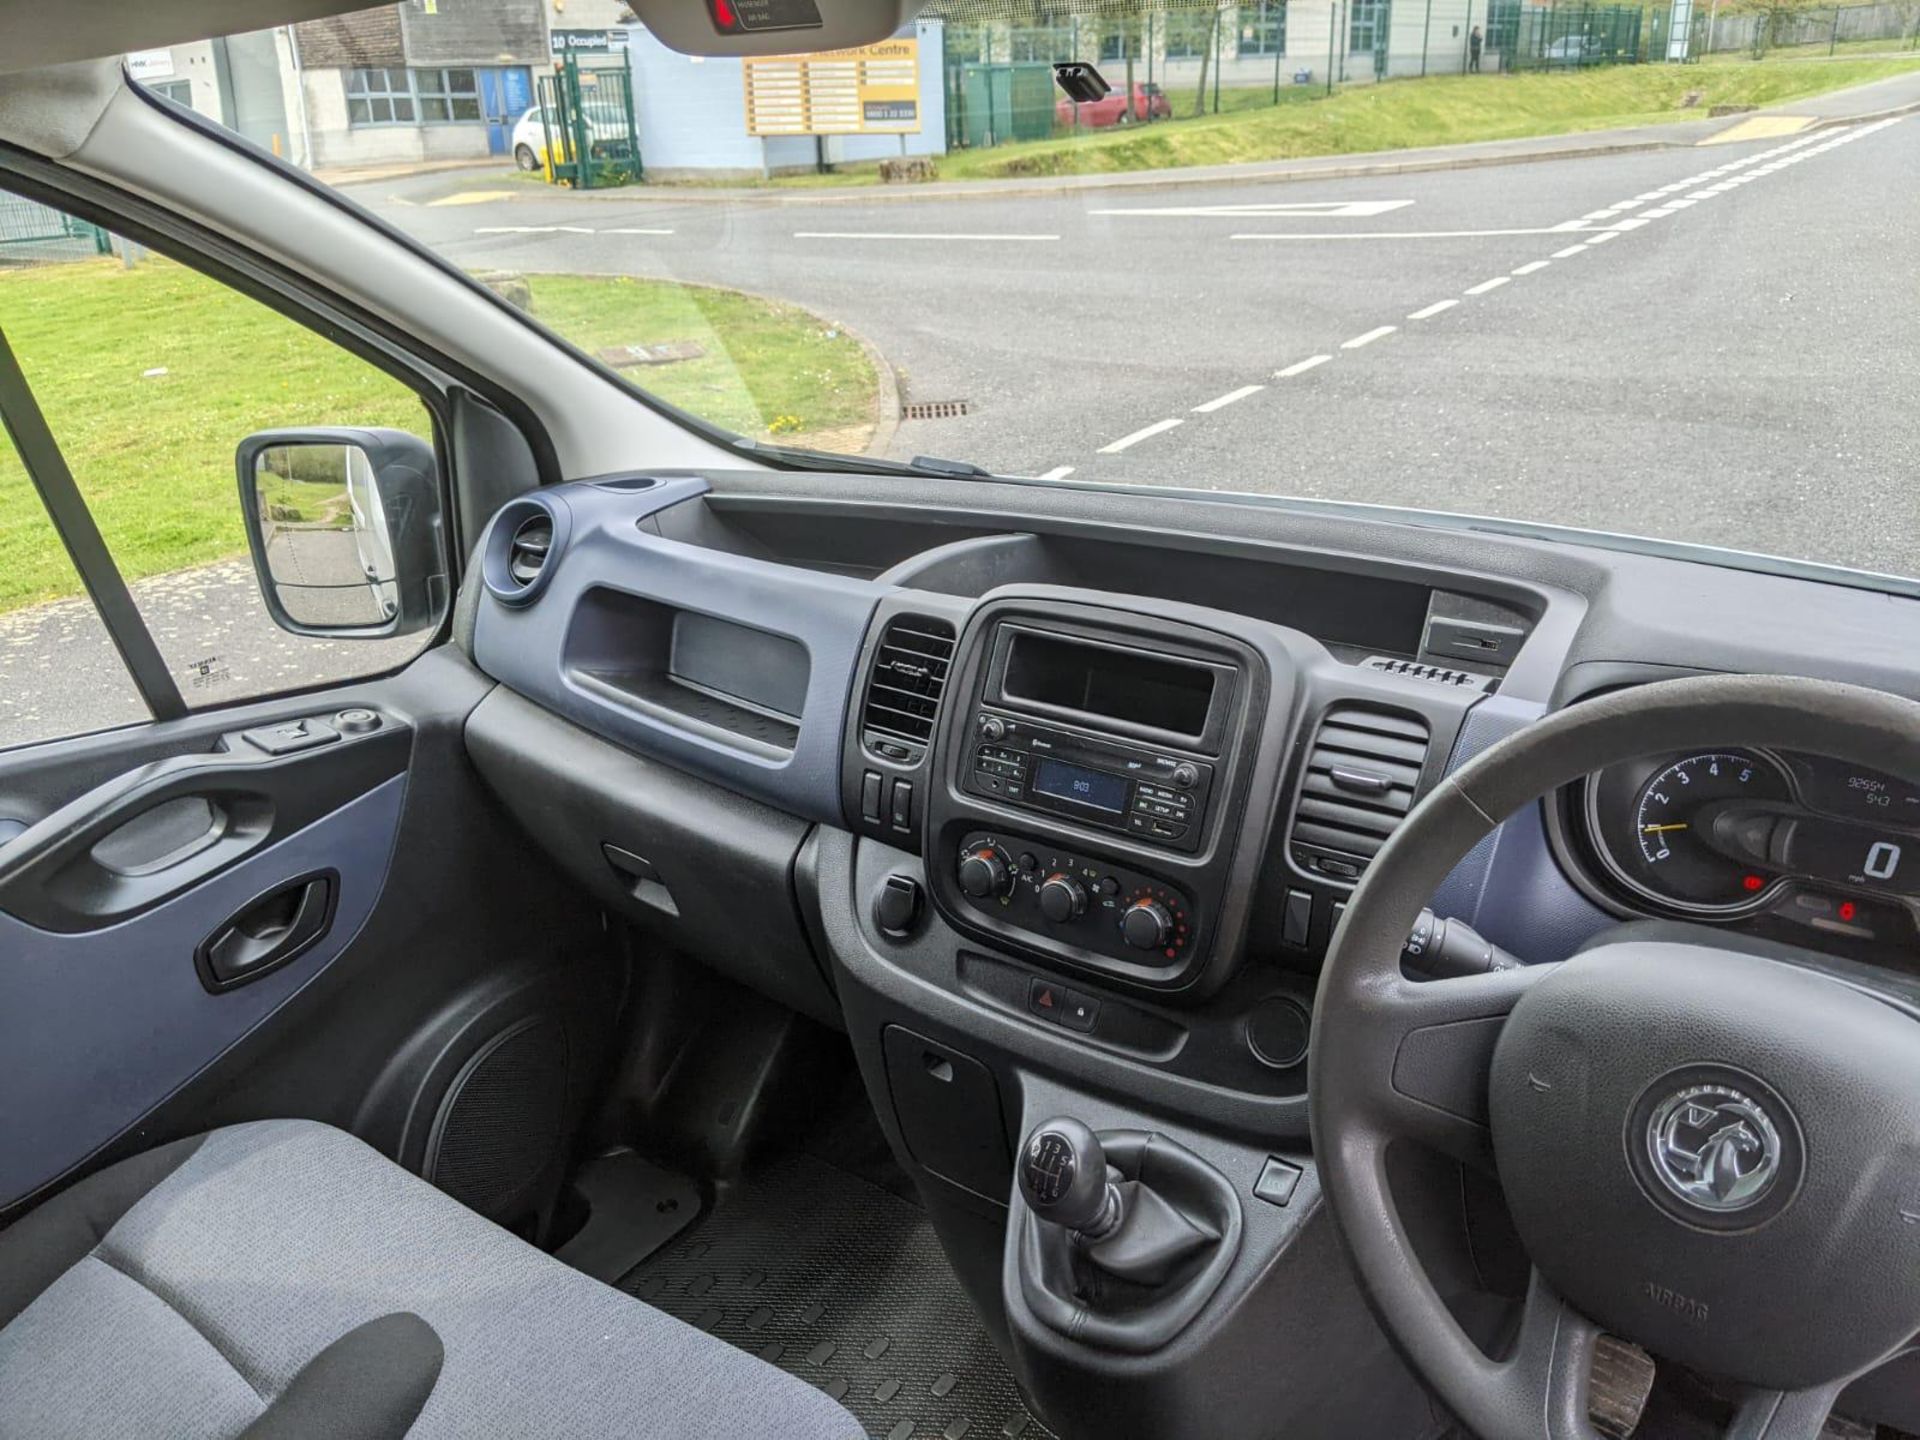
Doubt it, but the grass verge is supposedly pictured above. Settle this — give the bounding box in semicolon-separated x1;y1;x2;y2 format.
781;53;1920;184
0;258;876;610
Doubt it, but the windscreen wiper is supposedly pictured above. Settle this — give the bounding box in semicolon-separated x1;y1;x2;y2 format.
731;436;1002;481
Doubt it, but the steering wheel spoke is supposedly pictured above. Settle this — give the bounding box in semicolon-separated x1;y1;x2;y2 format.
1722;1380;1849;1440
1495;1271;1607;1440
1358;961;1555;1170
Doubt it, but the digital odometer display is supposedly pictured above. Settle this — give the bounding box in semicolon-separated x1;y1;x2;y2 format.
1786;754;1920;827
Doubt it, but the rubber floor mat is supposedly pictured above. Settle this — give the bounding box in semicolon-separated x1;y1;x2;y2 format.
621;1152;1055;1440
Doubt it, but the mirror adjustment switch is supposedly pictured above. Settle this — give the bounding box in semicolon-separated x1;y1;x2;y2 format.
861;770;883;824
889;779;913;829
1253;1156;1304;1208
241;717;339;756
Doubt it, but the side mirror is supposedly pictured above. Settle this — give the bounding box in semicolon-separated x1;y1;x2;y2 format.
236;428;447;638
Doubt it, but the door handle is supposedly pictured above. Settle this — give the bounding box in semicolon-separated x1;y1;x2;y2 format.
195;871;335;993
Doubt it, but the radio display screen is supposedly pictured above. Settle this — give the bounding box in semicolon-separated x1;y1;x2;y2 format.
1033;758;1130;814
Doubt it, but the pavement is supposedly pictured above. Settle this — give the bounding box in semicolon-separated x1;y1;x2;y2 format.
6;71;1918;748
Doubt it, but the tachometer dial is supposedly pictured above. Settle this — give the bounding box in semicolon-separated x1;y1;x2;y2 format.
1613;751;1792;911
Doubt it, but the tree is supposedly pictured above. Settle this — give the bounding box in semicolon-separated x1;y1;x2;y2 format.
1725;0;1828;56
1190;7;1222;116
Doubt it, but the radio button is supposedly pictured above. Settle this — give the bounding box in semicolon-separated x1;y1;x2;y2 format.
978;715;1008;742
1171;763;1201;790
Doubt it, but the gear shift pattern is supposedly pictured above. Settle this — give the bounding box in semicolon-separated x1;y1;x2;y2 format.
1019;1117;1123;1239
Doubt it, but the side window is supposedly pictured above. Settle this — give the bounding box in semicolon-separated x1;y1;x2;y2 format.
0;188;446;750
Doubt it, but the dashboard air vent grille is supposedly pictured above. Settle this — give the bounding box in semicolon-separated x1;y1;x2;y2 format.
862;616;957;761
506;514;554;589
1289;705;1431;882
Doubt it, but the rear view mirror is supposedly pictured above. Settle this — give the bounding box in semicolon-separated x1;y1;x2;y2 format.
236;428;446;638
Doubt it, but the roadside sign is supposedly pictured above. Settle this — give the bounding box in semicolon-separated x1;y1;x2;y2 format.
743;38;921;137
125;49;175;81
550;28;631;55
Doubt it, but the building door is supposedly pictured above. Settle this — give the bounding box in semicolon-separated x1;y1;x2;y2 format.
479;67;534;155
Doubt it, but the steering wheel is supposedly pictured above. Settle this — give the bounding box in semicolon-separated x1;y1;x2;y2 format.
1310;674;1920;1440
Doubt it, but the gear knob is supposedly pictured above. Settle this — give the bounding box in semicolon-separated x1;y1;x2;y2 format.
1018;1117;1121;1237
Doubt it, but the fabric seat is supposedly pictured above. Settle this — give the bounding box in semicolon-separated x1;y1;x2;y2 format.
0;1120;866;1440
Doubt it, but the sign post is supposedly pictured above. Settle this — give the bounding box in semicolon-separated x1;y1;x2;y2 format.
743;38;922;137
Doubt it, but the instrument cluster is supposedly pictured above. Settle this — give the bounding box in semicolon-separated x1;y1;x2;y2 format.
1569;748;1920;951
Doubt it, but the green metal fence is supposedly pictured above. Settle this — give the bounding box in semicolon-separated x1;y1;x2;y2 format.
1504;1;1645;68
535;54;642;190
933;0;1918;156
0;195;111;263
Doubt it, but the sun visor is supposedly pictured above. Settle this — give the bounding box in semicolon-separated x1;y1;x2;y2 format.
631;0;927;57
0;0;389;75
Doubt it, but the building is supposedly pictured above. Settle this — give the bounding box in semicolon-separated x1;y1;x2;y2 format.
130;0;567;170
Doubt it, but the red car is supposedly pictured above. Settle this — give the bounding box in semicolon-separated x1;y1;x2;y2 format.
1055;82;1173;129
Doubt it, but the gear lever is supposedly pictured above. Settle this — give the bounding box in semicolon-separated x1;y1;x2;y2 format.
1018;1117;1123;1239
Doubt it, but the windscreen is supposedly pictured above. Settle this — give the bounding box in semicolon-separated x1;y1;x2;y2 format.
110;4;1920;585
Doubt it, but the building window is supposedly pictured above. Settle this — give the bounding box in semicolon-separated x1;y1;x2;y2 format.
346;68;417;125
346;68;482;127
416;67;482;122
1010;26;1072;61
1097;21;1143;60
1349;0;1389;53
1163;10;1218;59
149;78;194;106
1238;0;1287;55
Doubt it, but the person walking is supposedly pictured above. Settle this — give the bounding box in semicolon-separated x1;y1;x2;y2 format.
1469;24;1484;70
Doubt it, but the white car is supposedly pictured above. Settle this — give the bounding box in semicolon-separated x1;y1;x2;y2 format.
511;102;634;171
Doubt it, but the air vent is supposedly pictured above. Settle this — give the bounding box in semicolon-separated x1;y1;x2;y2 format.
861;616;957;762
482;495;568;607
1363;656;1492;692
1288;705;1431;883
507;514;553;587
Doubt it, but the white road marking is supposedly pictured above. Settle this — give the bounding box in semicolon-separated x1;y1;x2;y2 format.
1093;200;1414;218
1512;260;1551;275
1407;299;1459;320
1586;231;1622;245
473;224;598;234
1607;217;1652;231
1342;325;1397;350
1098;418;1183;454
1036;466;1076;481
792;232;1060;242
1192;384;1266;413
1234;227;1571;241
1463;276;1510;295
603;227;676;235
1276;354;1333;378
1552;244;1588;258
1640;207;1678;218
1579;209;1617;221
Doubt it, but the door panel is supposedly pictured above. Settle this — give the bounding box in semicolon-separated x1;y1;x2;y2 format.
0;773;404;1207
0;647;625;1223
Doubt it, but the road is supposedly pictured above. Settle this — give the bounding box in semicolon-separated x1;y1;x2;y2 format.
363;112;1920;579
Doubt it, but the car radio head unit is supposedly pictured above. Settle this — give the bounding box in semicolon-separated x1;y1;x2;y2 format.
962;624;1234;854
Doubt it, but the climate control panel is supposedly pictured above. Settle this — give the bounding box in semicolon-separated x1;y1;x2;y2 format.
954;830;1197;969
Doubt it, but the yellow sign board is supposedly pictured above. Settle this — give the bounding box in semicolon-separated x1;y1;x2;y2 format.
743;39;921;137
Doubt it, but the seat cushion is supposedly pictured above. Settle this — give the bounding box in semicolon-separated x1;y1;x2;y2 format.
0;1120;866;1440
